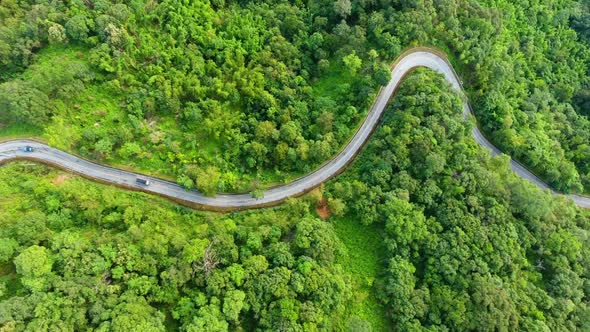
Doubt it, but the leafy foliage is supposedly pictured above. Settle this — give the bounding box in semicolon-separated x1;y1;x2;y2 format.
1;0;588;194
0;162;353;330
327;70;590;331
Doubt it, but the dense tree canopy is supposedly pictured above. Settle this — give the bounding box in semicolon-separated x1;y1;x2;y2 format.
1;0;590;331
326;70;590;331
0;69;588;331
0;162;353;330
1;0;587;194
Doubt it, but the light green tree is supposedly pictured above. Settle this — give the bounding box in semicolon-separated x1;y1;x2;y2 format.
342;51;362;75
14;245;53;292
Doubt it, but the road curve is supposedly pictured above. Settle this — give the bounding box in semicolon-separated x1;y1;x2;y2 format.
1;49;589;210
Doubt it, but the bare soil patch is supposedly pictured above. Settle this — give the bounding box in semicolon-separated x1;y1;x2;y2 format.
316;197;330;220
52;173;71;186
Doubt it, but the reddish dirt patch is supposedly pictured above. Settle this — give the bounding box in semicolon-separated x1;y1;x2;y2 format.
316;198;330;220
52;174;71;186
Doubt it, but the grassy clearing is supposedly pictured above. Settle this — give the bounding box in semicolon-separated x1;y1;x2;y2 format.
46;84;123;150
20;45;89;80
333;217;390;331
0;122;43;140
312;60;353;99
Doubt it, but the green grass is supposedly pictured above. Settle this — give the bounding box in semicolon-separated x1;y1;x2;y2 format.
312;60;353;99
20;45;89;80
0;122;43;140
333;217;390;331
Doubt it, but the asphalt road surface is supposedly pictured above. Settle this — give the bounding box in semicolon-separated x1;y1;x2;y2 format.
1;49;589;210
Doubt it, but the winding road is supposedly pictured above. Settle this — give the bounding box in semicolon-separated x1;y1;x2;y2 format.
1;49;589;210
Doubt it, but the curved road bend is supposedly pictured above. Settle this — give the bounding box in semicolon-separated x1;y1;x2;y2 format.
1;50;589;210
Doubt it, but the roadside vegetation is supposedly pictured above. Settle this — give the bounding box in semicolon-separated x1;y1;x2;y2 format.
0;161;356;331
2;0;587;194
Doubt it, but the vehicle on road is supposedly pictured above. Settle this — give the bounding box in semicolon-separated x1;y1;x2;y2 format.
23;146;34;152
136;178;150;186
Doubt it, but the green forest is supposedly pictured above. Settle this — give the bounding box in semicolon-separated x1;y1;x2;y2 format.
2;0;589;193
1;69;588;331
1;0;590;331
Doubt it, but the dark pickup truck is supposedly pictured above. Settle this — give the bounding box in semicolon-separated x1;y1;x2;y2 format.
136;178;150;186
